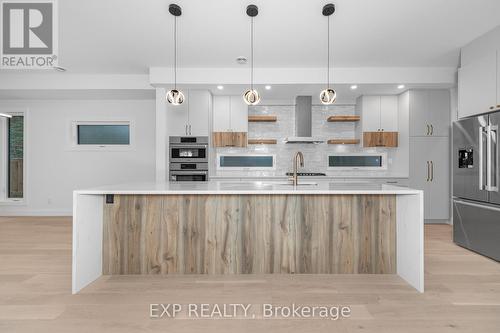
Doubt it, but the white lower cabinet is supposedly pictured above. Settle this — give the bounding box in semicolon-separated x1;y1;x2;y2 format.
410;137;450;220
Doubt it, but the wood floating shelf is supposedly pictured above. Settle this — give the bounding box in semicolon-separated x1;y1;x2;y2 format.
248;115;277;122
327;139;360;145
327;115;360;122
248;139;278;145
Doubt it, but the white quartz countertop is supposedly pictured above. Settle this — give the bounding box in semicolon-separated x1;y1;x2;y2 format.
75;181;421;195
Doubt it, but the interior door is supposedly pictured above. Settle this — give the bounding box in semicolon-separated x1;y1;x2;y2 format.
410;137;431;219
488;112;500;204
453;117;489;202
428;136;450;220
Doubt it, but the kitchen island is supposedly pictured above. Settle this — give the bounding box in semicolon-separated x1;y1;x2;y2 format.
72;181;423;294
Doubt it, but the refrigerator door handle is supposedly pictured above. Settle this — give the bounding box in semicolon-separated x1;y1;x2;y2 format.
453;198;500;212
479;126;486;190
489;125;498;192
486;125;493;191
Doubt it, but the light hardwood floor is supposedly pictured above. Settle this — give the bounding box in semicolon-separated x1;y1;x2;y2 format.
0;216;499;333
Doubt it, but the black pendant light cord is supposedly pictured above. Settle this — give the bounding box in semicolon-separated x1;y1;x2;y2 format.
251;17;254;91
327;15;330;89
174;16;177;90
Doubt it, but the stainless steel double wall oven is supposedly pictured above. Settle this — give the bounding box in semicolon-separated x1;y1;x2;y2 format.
169;136;208;181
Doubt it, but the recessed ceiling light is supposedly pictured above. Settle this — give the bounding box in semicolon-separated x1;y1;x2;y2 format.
265;85;271;90
397;84;405;89
217;85;224;90
236;56;248;65
350;85;358;90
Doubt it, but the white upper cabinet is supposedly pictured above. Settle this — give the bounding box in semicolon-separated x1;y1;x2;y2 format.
229;96;248;132
428;90;451;137
188;90;210;136
497;51;500;108
361;96;381;132
166;90;210;136
409;90;450;137
213;96;230;132
380;96;398;131
166;92;189;136
357;95;398;132
409;90;429;137
458;51;498;118
213;95;248;132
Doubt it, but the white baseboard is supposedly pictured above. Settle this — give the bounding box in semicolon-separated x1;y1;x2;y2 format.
424;219;452;225
0;210;72;217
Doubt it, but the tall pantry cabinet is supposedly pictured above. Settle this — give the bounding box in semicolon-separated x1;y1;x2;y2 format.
408;90;451;221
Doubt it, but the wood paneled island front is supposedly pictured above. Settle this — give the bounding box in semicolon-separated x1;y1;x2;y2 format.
72;181;424;294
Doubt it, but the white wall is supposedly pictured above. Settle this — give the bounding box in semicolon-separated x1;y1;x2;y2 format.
0;99;155;216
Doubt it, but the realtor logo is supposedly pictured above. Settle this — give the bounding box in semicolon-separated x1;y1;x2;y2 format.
1;0;58;69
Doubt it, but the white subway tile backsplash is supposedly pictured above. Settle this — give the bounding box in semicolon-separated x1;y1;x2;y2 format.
212;103;402;178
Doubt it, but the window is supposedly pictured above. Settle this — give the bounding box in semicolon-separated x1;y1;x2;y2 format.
7;116;24;198
71;121;133;150
77;124;130;145
327;153;387;170
1;111;26;202
217;154;275;170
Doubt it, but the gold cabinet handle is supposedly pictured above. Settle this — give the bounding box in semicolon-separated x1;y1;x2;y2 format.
426;124;430;136
426;161;430;181
430;124;434;135
430;161;434;181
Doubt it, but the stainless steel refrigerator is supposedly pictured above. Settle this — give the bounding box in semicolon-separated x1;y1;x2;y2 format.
453;112;500;261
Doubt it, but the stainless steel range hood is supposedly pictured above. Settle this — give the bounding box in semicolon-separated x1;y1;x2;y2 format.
284;96;324;144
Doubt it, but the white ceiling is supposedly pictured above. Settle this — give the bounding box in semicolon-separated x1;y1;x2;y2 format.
55;0;500;74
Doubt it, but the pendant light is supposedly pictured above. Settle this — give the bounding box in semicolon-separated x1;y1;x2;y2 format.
243;5;260;106
320;3;337;105
166;4;185;106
